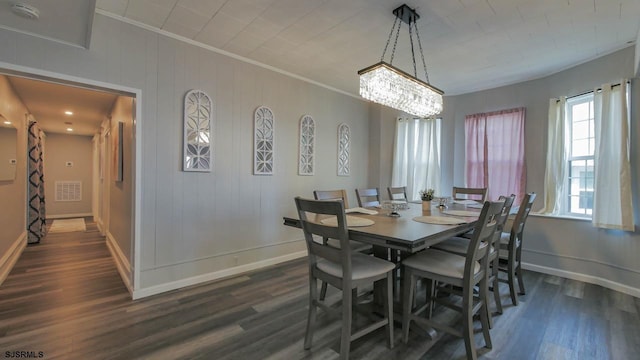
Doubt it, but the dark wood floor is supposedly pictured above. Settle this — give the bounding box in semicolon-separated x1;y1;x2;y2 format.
1;219;639;359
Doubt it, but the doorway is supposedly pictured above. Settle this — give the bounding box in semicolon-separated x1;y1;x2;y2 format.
0;65;141;298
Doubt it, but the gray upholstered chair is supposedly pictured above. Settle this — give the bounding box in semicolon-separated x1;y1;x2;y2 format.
453;186;488;202
402;199;505;360
498;192;536;306
355;188;381;207
387;186;408;202
295;197;395;359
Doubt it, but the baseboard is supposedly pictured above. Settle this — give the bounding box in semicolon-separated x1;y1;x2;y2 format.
47;212;93;219
105;232;133;297
95;219;104;235
0;231;27;286
133;250;308;300
522;262;640;298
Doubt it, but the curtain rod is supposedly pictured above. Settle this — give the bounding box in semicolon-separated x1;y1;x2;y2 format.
557;80;630;102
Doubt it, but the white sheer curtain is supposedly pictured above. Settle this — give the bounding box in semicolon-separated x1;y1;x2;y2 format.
391;117;441;202
539;97;568;214
592;81;634;230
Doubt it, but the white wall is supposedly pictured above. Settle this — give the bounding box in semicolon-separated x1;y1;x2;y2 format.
372;46;640;294
0;14;371;295
43;133;93;217
0;75;28;283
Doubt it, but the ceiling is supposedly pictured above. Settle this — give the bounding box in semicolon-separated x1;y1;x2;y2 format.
0;0;638;135
7;75;117;136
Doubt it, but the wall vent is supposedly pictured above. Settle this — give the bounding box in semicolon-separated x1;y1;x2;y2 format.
55;181;82;202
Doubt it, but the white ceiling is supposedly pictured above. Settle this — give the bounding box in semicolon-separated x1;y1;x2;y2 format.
7;75;117;136
0;0;638;135
95;0;640;96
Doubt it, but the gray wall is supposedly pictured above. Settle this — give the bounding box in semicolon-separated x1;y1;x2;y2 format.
43;133;93;217
0;75;27;273
371;47;640;293
0;14;371;293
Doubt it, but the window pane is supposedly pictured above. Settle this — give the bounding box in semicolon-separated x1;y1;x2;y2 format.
572;102;590;121
572;120;590;139
572;139;590;157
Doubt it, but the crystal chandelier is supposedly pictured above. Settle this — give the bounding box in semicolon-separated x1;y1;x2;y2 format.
358;4;443;118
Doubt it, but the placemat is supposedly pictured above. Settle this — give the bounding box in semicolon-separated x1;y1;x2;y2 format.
442;210;480;217
345;207;378;215
452;199;480;205
320;215;375;227
412;216;468;225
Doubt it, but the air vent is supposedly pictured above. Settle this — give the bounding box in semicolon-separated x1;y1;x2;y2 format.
11;3;40;20
55;181;82;202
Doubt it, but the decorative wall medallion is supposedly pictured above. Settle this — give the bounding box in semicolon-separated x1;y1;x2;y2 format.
183;90;212;172
337;123;350;176
254;106;274;175
298;115;315;176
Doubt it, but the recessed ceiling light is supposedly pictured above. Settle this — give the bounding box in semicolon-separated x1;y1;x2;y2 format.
66;127;73;132
3;120;11;125
64;111;73;115
11;3;40;20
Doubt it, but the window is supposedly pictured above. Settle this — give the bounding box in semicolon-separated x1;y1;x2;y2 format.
391;118;441;202
542;81;633;230
566;94;594;216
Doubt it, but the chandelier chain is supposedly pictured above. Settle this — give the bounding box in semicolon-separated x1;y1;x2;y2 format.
389;15;402;64
381;16;400;62
408;20;417;78
414;20;430;84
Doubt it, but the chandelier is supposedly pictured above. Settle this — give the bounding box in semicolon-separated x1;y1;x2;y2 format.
358;4;443;118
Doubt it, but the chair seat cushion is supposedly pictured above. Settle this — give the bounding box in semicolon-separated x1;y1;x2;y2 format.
431;236;471;256
403;249;480;279
499;232;520;259
326;239;371;252
317;253;395;281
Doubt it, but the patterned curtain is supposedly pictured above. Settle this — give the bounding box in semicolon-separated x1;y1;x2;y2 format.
28;120;46;244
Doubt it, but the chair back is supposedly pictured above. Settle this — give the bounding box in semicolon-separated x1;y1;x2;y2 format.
466;199;505;280
509;192;537;248
314;189;349;208
295;197;352;273
387;186;408;202
356;188;381;207
453;186;488;202
492;194;516;248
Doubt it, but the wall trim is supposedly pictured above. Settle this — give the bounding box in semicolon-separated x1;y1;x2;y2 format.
523;262;640;298
133;250;308;300
46;212;93;220
0;231;27;286
523;248;640;275
106;232;133;297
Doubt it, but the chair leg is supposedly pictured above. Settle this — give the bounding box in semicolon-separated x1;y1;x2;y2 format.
304;276;318;349
462;284;478;360
492;262;503;315
340;286;352;359
478;278;492;350
508;262;518;306
385;272;394;349
402;270;415;344
516;262;526;295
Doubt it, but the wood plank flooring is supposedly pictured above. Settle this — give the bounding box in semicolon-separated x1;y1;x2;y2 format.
1;219;639;359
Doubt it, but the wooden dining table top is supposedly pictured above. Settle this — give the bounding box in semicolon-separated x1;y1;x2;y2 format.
283;202;480;254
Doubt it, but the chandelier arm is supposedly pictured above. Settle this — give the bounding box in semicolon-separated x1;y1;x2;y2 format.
381;16;400;62
389;16;403;64
414;20;430;84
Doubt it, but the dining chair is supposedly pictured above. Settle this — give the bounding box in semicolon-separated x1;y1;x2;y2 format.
387;186;408;202
401;199;505;360
498;192;536;306
453;186;488;202
313;189;372;300
295;197;395;359
432;194;516;327
313;189;350;208
355;188;381;207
